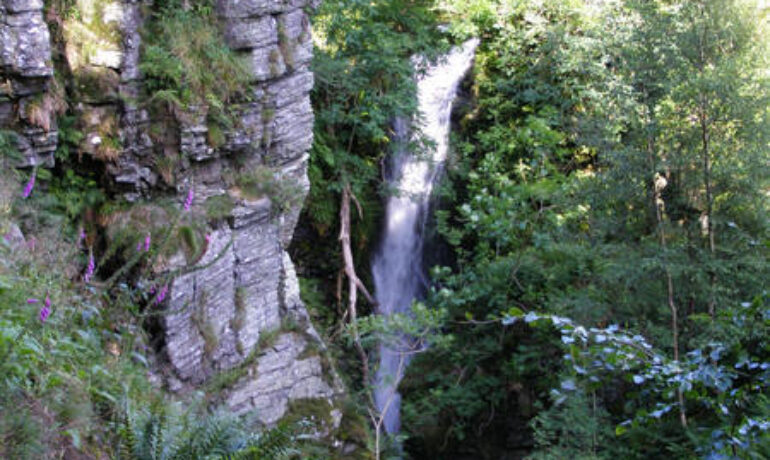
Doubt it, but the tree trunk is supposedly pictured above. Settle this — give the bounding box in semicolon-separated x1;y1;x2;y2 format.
647;137;688;428
696;0;717;320
700;94;716;320
339;182;377;384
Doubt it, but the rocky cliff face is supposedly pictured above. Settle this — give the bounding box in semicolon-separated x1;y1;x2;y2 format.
0;0;342;429
0;0;57;167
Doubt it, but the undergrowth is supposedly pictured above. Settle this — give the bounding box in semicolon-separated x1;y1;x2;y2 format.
140;0;251;151
0;156;311;457
234;165;305;214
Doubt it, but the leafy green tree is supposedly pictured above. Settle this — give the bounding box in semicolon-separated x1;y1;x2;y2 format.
397;0;769;457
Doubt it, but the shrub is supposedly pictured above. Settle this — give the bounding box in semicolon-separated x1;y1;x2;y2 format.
140;1;251;149
234;165;304;214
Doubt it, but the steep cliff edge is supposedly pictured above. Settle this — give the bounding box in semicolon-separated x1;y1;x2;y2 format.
0;0;342;431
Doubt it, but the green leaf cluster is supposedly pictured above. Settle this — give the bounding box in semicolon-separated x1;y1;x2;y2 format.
398;0;769;457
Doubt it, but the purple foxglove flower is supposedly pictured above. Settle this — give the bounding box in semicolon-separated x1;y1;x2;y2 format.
39;306;50;323
155;284;168;305
27;298;39;304
22;170;36;198
144;233;151;252
84;253;95;283
183;187;194;211
44;294;50;309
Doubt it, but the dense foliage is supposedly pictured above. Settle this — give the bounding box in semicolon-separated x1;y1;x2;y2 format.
389;0;770;457
290;0;770;458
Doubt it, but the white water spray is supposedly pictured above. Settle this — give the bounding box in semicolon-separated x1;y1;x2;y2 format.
372;39;479;435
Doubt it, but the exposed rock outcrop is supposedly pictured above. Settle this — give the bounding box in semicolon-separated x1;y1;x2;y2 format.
0;0;342;431
226;332;340;425
158;0;341;426
0;0;57;167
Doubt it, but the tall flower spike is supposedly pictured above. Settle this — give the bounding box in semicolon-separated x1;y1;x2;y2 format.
84;253;95;283
40;294;51;322
144;233;151;252
155;284;168;305
39;305;50;323
184;187;194;211
22;170;36;198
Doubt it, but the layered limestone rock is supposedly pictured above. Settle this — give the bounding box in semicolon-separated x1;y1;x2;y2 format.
0;0;342;430
60;0;155;196
0;0;57;167
158;1;343;427
226;333;340;426
218;0;315;245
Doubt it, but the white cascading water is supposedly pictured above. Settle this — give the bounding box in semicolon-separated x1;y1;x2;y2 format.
372;39;479;435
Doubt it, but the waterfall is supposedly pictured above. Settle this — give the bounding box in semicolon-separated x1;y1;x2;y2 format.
371;39;479;435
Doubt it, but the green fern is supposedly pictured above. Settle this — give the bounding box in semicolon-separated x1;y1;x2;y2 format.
115;397;308;460
0;129;23;164
227;421;305;460
117;399;140;459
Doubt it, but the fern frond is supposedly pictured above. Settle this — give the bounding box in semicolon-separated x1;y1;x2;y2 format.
227;420;305;460
117;399;140;460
